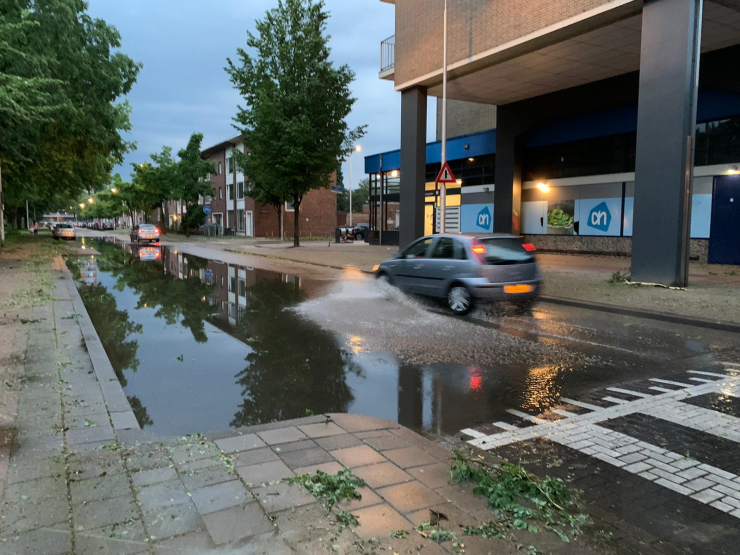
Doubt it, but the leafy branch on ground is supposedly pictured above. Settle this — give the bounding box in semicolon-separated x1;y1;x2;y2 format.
450;450;591;543
609;268;631;284
289;469;364;537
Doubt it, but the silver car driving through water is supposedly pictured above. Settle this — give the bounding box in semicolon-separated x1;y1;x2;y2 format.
374;234;542;315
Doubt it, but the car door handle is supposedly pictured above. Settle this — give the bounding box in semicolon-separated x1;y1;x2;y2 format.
413;265;422;270
443;266;453;271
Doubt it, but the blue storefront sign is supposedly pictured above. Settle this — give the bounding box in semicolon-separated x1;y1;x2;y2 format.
204;269;213;279
578;198;621;236
203;205;212;215
461;203;494;233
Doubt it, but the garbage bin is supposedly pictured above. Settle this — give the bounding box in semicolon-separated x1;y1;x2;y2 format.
335;227;342;244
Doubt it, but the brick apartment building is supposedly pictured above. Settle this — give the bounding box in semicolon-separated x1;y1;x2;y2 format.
158;134;338;238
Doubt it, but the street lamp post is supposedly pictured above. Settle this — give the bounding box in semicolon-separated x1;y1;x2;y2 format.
348;145;361;227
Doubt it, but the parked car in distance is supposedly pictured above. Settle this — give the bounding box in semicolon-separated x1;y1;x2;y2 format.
373;234;542;315
52;223;76;241
130;224;161;243
352;223;370;241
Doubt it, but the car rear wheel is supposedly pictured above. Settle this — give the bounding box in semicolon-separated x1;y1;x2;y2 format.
447;285;473;315
355;232;363;241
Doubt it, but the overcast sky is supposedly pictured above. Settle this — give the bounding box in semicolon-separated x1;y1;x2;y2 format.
87;0;437;189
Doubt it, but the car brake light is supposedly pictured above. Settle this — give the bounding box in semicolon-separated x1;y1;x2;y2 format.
471;245;486;255
154;228;160;234
522;243;536;252
139;230;144;234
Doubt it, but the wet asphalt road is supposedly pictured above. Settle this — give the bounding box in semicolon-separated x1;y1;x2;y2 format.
71;231;739;439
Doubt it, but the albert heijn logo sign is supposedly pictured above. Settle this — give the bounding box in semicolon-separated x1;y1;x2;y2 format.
476;206;492;230
588;201;611;232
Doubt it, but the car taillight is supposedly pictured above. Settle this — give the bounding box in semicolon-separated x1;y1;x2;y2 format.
154;228;160;234
471;244;487;262
522;243;536;252
139;229;145;234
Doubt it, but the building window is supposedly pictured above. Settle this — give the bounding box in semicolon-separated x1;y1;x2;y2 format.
239;279;246;297
218;162;222;175
227;211;235;229
227;184;233;201
219;187;223;200
237;209;244;231
229;276;236;293
285;200;295;212
206;172;211;181
237;182;244;199
227;157;234;174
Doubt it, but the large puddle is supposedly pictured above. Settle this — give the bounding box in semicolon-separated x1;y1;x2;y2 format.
66;237;731;438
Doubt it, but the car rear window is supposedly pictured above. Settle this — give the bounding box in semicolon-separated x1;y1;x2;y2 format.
140;225;156;229
478;238;534;264
56;224;72;229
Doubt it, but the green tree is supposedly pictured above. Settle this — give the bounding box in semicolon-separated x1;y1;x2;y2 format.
226;0;365;247
338;178;368;214
175;133;214;235
0;0;140;246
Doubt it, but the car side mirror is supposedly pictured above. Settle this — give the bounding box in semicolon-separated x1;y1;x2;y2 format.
395;252;405;259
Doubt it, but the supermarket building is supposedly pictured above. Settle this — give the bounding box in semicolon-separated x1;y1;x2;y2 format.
367;0;740;284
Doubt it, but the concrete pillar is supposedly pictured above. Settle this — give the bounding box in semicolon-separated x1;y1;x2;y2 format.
400;86;427;247
493;106;523;235
631;0;702;286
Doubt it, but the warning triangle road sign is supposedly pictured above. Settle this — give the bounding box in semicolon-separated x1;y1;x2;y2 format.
435;162;457;184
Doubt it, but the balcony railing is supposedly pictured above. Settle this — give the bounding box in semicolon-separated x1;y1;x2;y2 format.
380;35;395;73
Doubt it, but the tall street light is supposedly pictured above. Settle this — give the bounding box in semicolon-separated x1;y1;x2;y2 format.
348;145;361;227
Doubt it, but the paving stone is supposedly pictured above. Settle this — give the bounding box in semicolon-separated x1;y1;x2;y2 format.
201;502;274;545
1;496;69;533
72;494;138;530
110;411;139;430
273;504;339;544
237;459;295;486
293;462;345;476
123;446;172;473
257;427;307;445
137;480;191;512
66;425;115;445
5;475;67;504
407;463;453;490
6;456;65;485
619;452;648;465
382;446;440;469
362;434;411;452
351;503;413;540
252;481;318;513
132;467;178;488
278;447;335;470
214;433;265;454
150;531;219;555
676;466;709;481
623;462;653;474
168;441;222;465
683;477;715;493
336;486;383;512
70;472;131;505
353;462;413;489
377;481;446;514
75;518;148;555
144;501;204;541
0;526;72;555
330;445;386;468
190;480;249;515
180;464;236;491
690;488;724;504
272;439;317;453
231;447;280;468
176;457;221;474
297;422;346;439
314;433;364;451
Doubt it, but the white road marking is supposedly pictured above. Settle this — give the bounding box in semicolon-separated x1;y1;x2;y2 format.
688;370;732;379
560;397;603;411
505;409;548;424
602;396;630;405
606;387;652;398
460;428;486;439
650;378;693;388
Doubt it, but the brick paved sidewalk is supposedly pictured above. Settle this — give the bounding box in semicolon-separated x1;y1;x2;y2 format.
0;254;613;554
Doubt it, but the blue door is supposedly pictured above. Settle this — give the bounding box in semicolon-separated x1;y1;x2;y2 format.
708;175;740;265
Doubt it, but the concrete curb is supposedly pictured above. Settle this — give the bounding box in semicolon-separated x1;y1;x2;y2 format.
57;255;140;430
540;295;740;334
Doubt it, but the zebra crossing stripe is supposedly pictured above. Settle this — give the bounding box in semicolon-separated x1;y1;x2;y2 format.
560;397;603;411
650;378;694;388
602;396;630;405
688;370;735;379
606;387;651;398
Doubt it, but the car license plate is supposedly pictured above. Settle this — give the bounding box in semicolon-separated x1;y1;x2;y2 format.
504;284;534;294
145;235;153;239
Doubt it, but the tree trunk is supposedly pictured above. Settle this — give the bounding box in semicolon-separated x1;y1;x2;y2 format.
161;201;168;235
0;159;5;248
279;205;284;241
293;200;301;247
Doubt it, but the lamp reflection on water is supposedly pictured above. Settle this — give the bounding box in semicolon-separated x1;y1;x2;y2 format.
520;365;562;414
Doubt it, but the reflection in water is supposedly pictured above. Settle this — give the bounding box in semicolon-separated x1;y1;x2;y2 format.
68;238;612;438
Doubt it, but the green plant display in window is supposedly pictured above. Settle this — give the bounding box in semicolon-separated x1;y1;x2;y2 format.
547;209;573;227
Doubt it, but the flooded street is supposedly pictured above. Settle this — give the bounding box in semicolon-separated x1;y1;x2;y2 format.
66;237;738;438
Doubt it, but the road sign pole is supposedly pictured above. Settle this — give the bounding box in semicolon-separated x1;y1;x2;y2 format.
349;151;353;227
440;0;448;234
